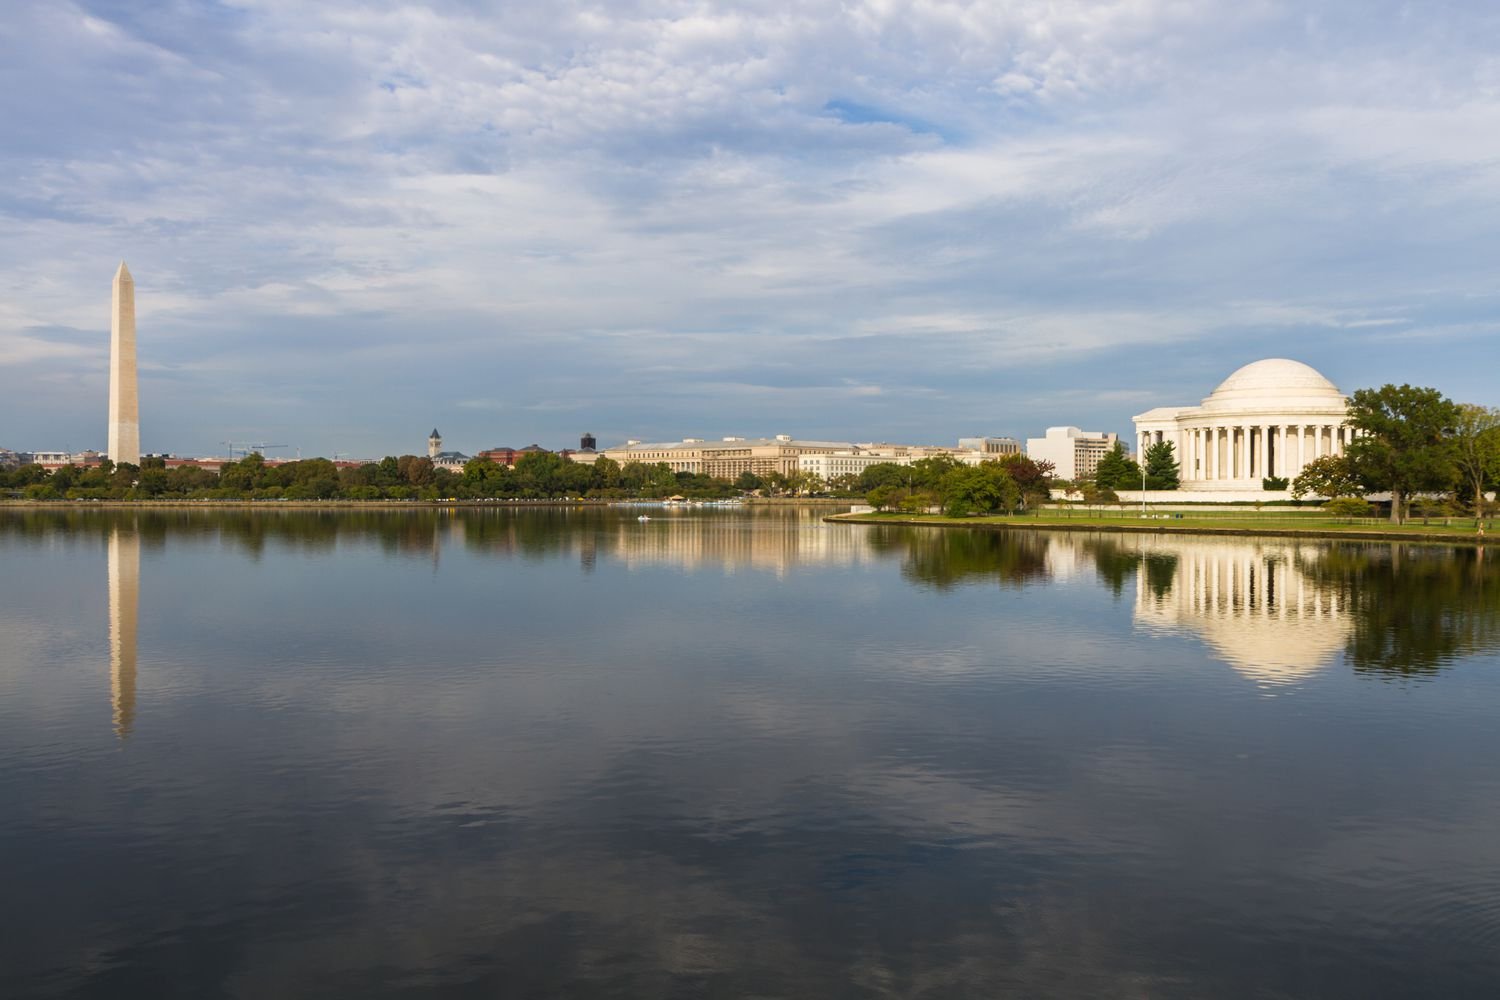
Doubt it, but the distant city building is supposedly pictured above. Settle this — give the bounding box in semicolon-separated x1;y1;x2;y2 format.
0;449;21;468
580;432;597;452
476;444;550;467
598;436;850;479
424;427;469;470
25;450;106;470
1025;427;1120;482
957;437;1021;456
798;452;910;481
855;443;988;465
1132;359;1351;489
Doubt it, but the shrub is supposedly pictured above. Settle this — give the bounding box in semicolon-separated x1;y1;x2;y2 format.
1323;497;1373;520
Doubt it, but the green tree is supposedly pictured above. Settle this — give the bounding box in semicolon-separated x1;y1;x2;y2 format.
7;464;49;487
866;485;899;511
220;453;268;494
397;455;435;487
828;473;862;496
592;457;623;492
1345;384;1461;523
857;463;912;492
941;463;1019;517
137;467;169;497
1291;454;1362;500
376;456;403;486
1142;441;1180;490
1094;442;1141;491
734;471;764;492
994;455;1055;509
908;455;959;491
1452;403;1500;521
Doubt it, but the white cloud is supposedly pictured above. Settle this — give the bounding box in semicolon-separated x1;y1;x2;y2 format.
4;0;1500;454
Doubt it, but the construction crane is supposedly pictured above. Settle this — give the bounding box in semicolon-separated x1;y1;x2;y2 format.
220;442;289;460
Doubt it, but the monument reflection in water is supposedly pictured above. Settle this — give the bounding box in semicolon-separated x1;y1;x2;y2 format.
107;524;139;738
3;508;1499;998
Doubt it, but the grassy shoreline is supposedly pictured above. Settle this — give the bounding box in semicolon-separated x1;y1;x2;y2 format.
826;511;1492;546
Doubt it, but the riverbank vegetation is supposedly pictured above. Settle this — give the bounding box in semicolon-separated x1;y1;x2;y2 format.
0;451;747;502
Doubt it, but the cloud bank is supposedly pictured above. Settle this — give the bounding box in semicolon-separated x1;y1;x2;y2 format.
2;0;1499;456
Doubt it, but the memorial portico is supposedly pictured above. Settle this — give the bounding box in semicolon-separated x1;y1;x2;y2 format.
1133;360;1351;493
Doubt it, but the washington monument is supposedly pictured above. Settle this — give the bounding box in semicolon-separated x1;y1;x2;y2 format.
108;261;140;465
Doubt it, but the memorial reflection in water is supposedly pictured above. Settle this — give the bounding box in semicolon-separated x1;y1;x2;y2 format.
1130;538;1350;684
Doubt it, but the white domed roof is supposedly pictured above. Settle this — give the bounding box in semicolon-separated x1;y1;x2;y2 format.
1201;358;1344;412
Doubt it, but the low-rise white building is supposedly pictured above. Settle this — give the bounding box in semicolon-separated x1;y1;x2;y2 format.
957;437;1021;456
797;452;910;481
1025;427;1119;482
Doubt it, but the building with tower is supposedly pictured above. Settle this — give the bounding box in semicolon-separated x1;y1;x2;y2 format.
425;428;470;471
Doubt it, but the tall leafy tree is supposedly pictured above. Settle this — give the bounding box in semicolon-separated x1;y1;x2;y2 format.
995;454;1055;509
1345;384;1460;524
1094;442;1142;491
1142;441;1180;490
940;463;1019;516
1452;403;1500;520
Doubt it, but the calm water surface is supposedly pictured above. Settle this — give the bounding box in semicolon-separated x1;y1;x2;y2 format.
3;507;1499;998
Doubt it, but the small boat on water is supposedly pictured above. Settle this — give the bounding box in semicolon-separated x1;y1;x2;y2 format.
638;515;651;522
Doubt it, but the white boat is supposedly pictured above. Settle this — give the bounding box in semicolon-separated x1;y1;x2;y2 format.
638;515;651;522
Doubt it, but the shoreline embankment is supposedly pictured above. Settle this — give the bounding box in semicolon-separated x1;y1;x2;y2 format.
0;496;850;511
824;512;1491;547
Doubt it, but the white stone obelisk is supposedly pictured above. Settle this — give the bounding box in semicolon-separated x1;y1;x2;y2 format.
108;261;141;466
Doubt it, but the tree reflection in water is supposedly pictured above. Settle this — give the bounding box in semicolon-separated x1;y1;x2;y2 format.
1301;543;1500;676
1;510;1496;680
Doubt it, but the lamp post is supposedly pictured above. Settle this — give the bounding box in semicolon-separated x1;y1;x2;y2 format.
1141;457;1147;518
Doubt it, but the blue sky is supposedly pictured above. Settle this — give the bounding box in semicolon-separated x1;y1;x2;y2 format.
2;0;1498;459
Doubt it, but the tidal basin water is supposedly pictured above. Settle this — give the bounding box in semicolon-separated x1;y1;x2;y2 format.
3;507;1500;998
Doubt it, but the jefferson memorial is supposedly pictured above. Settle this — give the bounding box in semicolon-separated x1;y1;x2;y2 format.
1132;359;1351;490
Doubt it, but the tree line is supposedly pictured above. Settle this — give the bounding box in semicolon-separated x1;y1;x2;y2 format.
860;454;1057;516
0;452;743;502
7;383;1493;519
